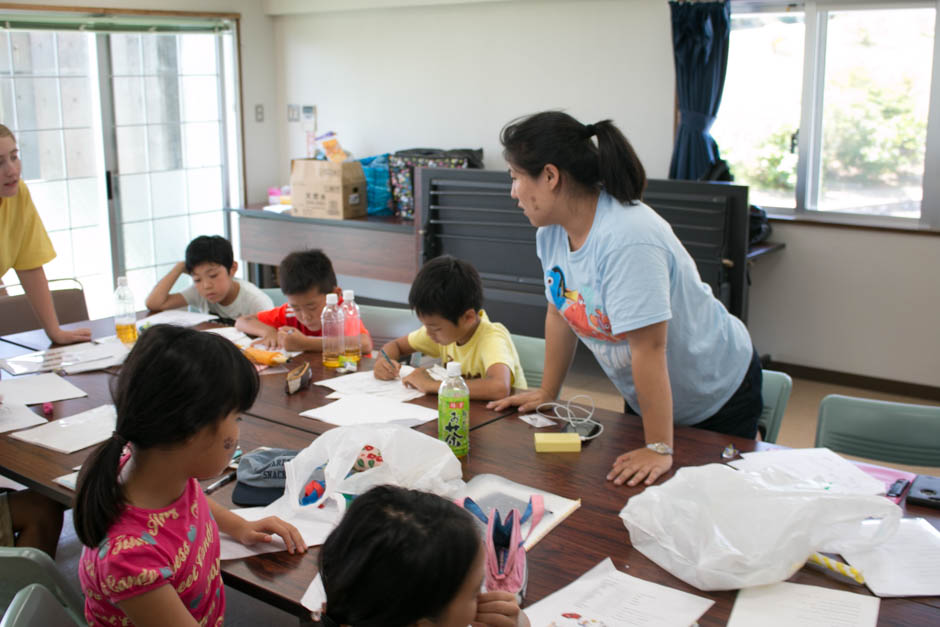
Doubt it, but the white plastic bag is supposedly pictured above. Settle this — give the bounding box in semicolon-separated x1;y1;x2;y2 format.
281;424;464;515
619;463;901;591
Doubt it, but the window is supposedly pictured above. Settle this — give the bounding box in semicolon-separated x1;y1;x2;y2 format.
713;2;939;228
0;11;241;318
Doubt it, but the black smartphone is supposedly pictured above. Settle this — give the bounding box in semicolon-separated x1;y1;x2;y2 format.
561;420;601;440
906;474;940;509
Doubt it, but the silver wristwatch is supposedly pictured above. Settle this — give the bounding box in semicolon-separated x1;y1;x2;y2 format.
646;442;674;455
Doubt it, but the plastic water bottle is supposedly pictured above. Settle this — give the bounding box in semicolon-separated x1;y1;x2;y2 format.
438;361;470;458
321;293;344;368
114;276;138;346
341;289;361;365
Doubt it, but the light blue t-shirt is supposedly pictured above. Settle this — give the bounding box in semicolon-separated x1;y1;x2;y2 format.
536;191;753;426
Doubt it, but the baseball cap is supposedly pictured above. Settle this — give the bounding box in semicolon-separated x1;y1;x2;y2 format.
232;447;299;506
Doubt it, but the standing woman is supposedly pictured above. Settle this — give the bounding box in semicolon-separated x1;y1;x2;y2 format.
0;124;90;344
489;111;762;487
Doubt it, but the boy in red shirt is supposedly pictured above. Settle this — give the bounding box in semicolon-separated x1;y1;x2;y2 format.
236;249;372;354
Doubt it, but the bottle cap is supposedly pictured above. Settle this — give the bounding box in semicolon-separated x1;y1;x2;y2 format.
117;276;128;287
343;289;354;301
446;361;462;377
325;293;338;305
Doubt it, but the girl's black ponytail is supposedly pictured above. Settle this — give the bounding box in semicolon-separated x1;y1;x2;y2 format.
74;434;127;547
501;111;646;205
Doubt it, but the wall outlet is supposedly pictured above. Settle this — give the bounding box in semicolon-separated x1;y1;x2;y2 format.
255;104;264;122
287;104;300;122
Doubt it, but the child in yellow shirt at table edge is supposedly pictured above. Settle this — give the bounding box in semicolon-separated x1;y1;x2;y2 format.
374;255;527;401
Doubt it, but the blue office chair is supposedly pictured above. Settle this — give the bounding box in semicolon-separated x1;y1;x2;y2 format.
510;333;545;390
261;287;288;308
758;370;793;443
815;394;940;467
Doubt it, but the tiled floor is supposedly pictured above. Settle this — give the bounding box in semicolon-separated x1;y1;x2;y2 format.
32;347;940;624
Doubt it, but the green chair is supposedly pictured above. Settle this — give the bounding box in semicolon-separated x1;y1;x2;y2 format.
510;333;545;390
815;394;940;467
261;287;288;308
0;547;84;626
758;370;792;443
0;583;82;627
357;304;421;345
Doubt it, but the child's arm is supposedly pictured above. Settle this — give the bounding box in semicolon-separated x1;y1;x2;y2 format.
236;315;278;347
373;335;415;380
16;267;91;345
474;590;530;627
145;261;188;312
465;363;512;401
117;585;200;627
359;330;373;355
207;499;306;554
278;328;323;352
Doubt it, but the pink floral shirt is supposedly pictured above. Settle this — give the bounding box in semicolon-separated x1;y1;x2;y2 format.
79;478;224;626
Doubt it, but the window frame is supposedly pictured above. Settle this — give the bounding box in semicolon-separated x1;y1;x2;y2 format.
730;0;940;230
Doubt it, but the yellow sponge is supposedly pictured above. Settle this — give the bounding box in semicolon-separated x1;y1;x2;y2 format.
534;432;582;453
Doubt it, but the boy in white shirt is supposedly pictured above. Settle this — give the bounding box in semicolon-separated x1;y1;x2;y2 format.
145;235;272;319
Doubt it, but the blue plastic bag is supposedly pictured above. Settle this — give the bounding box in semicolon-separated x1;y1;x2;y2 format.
358;154;393;216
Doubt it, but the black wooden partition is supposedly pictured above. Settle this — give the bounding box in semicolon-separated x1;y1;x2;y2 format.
415;168;750;337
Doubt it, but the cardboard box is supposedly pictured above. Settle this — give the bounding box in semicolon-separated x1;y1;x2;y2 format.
290;159;367;220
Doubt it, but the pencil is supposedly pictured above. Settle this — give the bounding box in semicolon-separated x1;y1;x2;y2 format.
379;348;398;372
204;470;237;495
807;552;865;585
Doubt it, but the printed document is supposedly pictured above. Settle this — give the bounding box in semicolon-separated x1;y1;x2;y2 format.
727;448;885;495
727;581;879;627
314;366;425;402
841;517;940;597
10;404;116;454
300;394;437;427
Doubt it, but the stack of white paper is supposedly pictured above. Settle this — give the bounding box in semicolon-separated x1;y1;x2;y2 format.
300;394;437;427
0;372;88;405
137;310;218;328
727;581;879;627
314;367;425;403
0;402;47;433
10;405;116;454
526;558;714;626
727;448;885;495
841;518;940;597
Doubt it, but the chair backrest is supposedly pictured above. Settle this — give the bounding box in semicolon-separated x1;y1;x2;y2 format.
357;304;421;344
261;287;288;308
0;279;88;336
758;370;792;443
815;394;940;467
0;584;82;627
510;333;545;390
0;548;84;625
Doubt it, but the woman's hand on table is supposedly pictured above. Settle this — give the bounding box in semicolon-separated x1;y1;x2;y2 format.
486;387;553;413
607;447;672;486
49;326;92;345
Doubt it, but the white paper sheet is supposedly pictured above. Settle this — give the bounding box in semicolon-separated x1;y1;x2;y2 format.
202;327;301;360
300;394;437;427
137;310;218;329
9;404;116;454
525;557;714;627
314;366;425;402
519;413;558;428
0;402;47;433
0;372;88;405
0;341;128;376
727;448;885;495
218;504;338;560
53;471;79;491
727;581;879;627
841;518;940;597
301;573;326;613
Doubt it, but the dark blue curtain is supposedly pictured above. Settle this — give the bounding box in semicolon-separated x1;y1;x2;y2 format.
668;1;731;180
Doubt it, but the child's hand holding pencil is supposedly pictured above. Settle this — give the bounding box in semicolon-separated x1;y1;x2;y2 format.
373;347;402;380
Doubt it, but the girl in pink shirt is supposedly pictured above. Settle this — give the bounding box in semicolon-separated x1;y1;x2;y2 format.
74;324;307;627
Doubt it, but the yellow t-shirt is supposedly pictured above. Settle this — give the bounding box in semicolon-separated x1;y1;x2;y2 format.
407;310;528;389
0;180;56;277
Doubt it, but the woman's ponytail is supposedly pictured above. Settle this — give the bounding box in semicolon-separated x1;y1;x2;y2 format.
74;433;127;547
594;119;646;204
501;111;646;205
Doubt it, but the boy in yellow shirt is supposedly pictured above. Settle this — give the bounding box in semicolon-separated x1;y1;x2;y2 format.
374;255;526;400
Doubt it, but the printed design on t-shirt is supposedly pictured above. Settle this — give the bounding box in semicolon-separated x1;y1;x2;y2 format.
546;266;619;342
147;508;179;537
107;533;151;556
102;568;160;595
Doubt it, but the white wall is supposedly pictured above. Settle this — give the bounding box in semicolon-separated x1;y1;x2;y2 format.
748;223;940;388
272;0;676;177
3;0;279;205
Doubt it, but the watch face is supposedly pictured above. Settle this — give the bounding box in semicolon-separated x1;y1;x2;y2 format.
647;442;673;455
